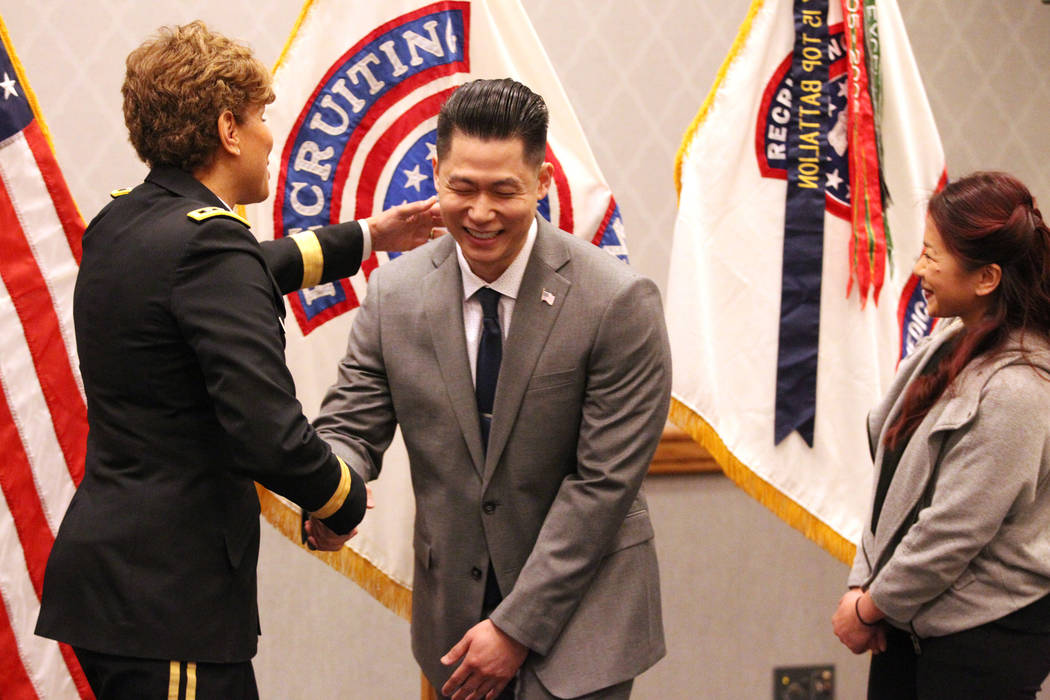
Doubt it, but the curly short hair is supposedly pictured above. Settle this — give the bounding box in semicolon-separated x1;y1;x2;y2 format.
122;21;274;172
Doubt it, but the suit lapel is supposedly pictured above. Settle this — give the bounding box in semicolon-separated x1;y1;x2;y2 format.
483;221;571;482
424;240;486;476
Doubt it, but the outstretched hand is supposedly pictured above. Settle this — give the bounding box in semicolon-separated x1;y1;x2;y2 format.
367;196;444;252
305;484;374;550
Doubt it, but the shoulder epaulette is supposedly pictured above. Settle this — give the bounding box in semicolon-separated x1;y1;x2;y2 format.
186;206;250;228
109;187;132;198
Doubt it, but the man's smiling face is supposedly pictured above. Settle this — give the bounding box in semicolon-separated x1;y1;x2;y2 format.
433;129;552;283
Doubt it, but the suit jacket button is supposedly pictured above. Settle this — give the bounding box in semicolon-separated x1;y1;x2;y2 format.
471;567;483;580
483;501;497;514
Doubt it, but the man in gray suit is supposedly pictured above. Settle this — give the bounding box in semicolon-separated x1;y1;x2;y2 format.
312;78;670;700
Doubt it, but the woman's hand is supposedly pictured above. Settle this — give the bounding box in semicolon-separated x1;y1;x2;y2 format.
832;588;886;654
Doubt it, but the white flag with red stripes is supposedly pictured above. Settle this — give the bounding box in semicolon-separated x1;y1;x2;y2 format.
0;15;93;700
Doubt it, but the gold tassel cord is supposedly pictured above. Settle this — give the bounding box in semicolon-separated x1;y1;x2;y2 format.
256;483;413;621
669;398;857;566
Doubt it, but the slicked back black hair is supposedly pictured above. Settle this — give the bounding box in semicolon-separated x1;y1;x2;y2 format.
436;78;548;167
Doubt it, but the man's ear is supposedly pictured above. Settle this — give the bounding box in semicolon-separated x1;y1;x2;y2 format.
975;263;1002;298
431;157;439;188
536;162;553;200
216;110;240;156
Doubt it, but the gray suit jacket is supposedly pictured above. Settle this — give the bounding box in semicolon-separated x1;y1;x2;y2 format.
849;319;1050;637
315;218;670;696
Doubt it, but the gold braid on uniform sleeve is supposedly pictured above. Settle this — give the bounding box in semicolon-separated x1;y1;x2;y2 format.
290;230;324;288
310;457;352;519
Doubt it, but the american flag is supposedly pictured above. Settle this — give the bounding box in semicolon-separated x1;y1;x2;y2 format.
0;15;92;700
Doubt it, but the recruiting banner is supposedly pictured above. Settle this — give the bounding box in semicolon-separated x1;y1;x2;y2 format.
249;0;628;615
666;0;945;562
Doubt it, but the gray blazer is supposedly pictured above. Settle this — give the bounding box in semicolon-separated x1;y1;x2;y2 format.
315;218;670;696
849;319;1050;637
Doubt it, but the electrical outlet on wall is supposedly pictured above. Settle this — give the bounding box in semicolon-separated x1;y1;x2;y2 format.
773;665;834;700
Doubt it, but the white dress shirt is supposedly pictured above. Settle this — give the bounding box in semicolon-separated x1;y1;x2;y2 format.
456;219;538;386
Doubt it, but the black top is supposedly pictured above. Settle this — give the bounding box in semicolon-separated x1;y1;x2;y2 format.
871;340;956;533
994;590;1050;633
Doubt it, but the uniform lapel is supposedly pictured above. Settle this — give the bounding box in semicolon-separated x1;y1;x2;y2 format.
424;239;486;476
483;221;571;482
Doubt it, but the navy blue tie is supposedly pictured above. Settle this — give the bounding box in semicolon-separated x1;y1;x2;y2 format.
475;287;502;451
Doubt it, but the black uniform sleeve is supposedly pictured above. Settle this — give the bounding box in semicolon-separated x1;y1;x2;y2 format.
172;218;365;533
307;456;368;534
260;221;365;295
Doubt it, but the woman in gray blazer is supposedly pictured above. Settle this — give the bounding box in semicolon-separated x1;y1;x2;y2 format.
832;171;1050;699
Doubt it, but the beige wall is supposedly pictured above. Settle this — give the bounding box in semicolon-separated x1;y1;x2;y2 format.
7;1;1049;697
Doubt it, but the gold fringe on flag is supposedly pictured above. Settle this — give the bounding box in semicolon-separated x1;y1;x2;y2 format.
274;0;318;75
253;0;413;624
674;0;767;202
0;14;56;151
256;483;413;620
669;398;857;566
0;12;84;224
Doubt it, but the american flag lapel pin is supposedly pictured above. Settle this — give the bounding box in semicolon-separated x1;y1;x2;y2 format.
541;288;556;306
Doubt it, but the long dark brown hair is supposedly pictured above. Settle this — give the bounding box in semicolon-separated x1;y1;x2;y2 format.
884;171;1050;449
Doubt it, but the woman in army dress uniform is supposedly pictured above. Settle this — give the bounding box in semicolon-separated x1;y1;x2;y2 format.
35;21;438;699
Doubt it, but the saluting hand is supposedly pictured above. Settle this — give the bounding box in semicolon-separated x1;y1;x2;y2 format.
367;196;444;252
